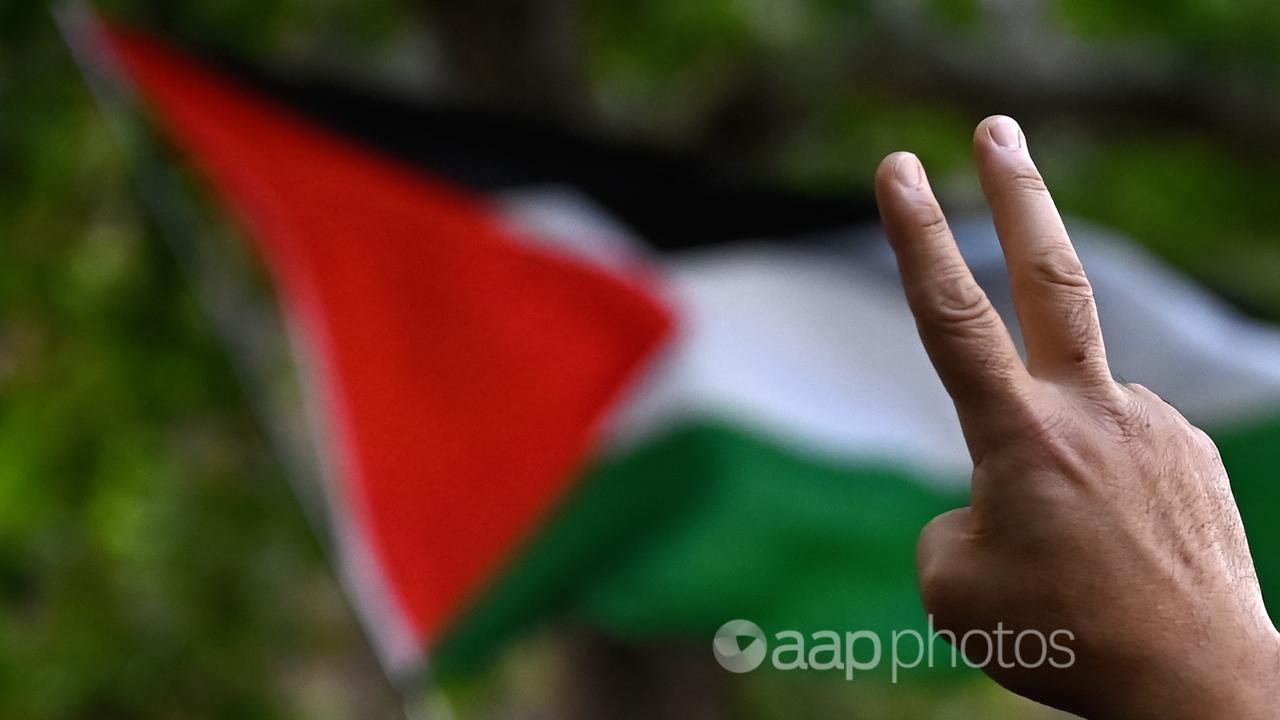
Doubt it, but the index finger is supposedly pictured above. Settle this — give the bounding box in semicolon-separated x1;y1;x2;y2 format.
875;152;1032;450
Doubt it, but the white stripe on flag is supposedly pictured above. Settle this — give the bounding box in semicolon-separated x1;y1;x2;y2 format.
499;189;1280;487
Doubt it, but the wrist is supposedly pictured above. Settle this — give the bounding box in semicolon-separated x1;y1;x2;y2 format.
1216;627;1280;720
1123;625;1280;720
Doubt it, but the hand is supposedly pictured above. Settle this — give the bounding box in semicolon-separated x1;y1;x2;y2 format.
874;115;1280;719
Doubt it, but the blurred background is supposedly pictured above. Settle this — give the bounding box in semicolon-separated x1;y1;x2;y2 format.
4;0;1280;717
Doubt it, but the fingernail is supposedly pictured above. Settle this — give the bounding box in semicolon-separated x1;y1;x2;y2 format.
987;116;1022;150
894;153;924;189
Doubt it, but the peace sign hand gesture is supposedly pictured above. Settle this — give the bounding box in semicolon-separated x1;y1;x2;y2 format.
876;116;1280;719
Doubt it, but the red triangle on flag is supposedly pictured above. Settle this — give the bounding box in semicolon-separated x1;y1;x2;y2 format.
102;25;673;671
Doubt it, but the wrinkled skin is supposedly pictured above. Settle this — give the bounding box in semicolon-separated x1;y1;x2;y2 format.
874;116;1280;719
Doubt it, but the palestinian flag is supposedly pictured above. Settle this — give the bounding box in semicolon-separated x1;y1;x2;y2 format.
71;12;1280;684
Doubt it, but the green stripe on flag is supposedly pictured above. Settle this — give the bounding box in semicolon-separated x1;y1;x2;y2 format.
431;421;964;679
432;416;1280;681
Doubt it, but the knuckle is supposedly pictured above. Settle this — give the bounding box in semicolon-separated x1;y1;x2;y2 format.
922;272;998;330
1025;245;1092;291
1169;412;1220;454
916;509;974;617
1007;169;1050;198
1193;428;1225;467
899;195;951;241
1124;381;1153;398
1106;390;1152;442
916;207;950;239
918;511;958;549
1117;383;1189;439
916;559;977;633
916;549;960;616
1077;382;1147;439
1188;424;1219;456
917;565;953;618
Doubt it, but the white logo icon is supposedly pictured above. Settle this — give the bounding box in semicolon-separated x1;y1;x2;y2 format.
713;619;767;673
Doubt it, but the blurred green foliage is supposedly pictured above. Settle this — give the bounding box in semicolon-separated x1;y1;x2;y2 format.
0;1;403;717
2;0;1279;717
